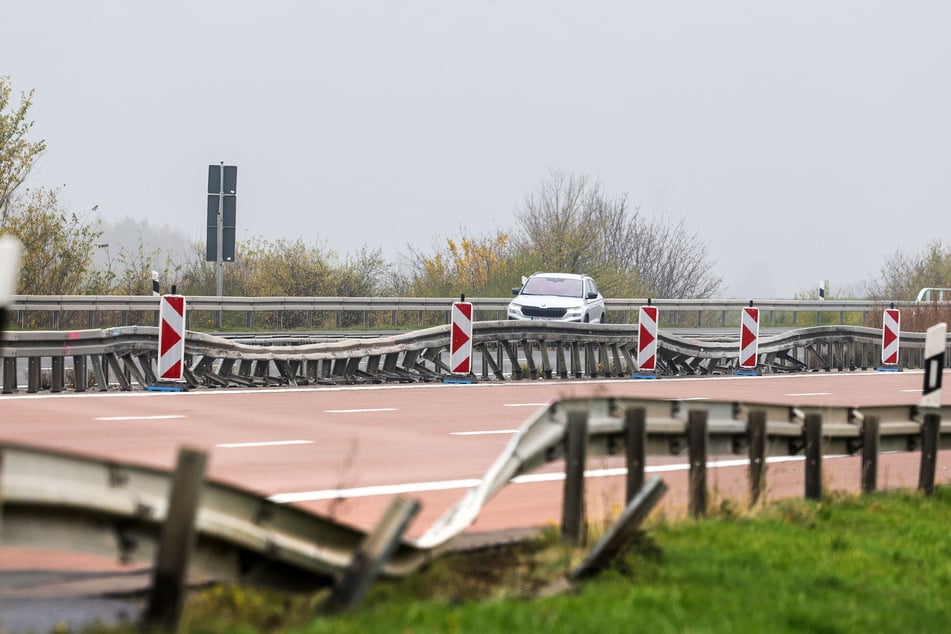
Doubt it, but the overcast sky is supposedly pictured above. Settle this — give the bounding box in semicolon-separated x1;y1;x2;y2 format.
3;1;949;298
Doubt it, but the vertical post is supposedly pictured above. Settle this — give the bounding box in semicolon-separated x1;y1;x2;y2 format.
216;161;224;300
142;447;207;633
322;496;420;614
27;357;39;393
51;356;64;393
918;413;940;495
687;410;708;518
804;413;823;501
861;415;880;493
215;162;224;329
73;355;87;392
2;358;14;394
624;407;646;503
748;409;767;506
562;410;588;544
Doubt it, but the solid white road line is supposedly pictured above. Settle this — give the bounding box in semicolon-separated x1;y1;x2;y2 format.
785;392;831;397
450;430;519;436
217;440;314;449
269;454;818;504
323;408;398;413
94;415;186;421
503;403;549;407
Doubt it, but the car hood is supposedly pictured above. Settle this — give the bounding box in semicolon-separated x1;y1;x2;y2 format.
510;295;586;308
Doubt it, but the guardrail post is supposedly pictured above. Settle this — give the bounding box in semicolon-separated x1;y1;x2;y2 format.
27;357;40;393
73;355;87;392
562;410;589;545
2;358;15;394
918;413;940;495
142;447;207;633
688;410;708;518
624;407;646;503
861;415;880;493
748;409;767;506
568;476;668;581
51;356;64;392
804;413;823;501
322;496;421;614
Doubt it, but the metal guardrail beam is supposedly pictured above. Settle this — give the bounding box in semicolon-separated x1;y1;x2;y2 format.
8;294;937;315
2;322;949;393
3;396;948;588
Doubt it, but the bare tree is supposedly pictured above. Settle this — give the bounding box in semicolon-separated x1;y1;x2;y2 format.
513;170;722;298
628;213;722;298
866;240;951;301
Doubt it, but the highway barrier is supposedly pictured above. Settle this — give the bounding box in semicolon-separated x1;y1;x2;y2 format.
2;322;950;394
6;295;938;331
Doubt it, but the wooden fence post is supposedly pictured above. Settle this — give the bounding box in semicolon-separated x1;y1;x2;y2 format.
861;415;880;493
323;496;421;614
142;447;207;633
748;409;767;506
804;413;823;501
569;476;668;581
625;407;646;504
562;410;589;544
918;413;940;495
688;410;708;518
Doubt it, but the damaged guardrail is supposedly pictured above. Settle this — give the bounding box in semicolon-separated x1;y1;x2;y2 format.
3;396;948;585
2;322;948;394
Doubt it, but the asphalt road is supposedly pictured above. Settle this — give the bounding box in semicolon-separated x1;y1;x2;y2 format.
1;371;949;632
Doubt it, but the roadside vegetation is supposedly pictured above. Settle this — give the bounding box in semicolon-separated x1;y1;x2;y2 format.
80;487;951;634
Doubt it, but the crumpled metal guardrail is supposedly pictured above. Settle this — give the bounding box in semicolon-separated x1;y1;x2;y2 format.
1;322;946;393
2;396;948;587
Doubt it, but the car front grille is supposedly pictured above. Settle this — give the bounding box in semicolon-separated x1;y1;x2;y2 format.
522;306;568;319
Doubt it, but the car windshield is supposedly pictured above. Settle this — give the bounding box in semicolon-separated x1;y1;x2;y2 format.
521;277;583;298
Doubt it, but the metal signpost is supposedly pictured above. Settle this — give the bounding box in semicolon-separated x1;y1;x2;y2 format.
206;163;237;298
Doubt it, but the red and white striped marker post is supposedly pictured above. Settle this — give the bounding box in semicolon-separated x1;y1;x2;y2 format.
878;308;901;371
737;304;760;375
156;294;186;386
446;299;473;382
633;304;658;378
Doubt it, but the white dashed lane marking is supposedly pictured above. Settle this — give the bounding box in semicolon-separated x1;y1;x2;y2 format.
217;440;314;449
94;415;186;421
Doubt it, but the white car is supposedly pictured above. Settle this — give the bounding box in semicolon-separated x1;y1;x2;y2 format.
507;272;606;323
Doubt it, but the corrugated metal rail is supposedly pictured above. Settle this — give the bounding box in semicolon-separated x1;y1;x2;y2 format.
1;322;948;393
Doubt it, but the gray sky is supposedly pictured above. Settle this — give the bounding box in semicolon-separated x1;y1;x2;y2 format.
3;1;949;298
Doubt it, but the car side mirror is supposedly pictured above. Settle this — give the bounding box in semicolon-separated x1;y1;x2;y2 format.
511;287;520;296
587;292;598;299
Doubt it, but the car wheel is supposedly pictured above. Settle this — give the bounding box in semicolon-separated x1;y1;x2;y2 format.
583;314;590;323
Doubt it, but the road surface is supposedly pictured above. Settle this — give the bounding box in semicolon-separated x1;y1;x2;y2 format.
1;371;948;631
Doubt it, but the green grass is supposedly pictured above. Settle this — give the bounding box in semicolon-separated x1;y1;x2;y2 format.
90;488;951;633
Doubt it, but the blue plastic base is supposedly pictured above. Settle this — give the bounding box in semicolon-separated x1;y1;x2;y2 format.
444;376;474;384
875;366;903;372
733;369;761;376
147;380;188;392
631;373;659;380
